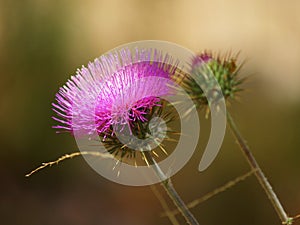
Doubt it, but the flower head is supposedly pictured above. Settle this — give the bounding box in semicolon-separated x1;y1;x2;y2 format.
53;49;176;133
52;48;178;161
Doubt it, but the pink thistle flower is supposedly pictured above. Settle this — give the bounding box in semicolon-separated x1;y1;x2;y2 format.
52;48;177;136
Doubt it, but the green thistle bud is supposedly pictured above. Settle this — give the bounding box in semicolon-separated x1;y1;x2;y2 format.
175;51;246;109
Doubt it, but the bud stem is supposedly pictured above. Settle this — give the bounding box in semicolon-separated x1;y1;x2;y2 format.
227;111;291;224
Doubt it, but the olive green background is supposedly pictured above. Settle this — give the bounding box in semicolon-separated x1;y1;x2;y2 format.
0;0;299;224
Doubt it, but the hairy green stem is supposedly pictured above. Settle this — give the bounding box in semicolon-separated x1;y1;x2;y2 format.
150;185;181;225
227;111;291;224
144;151;200;225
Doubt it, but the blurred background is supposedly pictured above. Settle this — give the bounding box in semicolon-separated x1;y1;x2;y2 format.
0;0;299;224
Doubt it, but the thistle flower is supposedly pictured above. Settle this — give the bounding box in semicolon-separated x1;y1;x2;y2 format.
176;51;245;109
52;48;178;161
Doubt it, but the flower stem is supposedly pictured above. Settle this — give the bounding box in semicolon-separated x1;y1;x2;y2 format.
150;184;181;225
144;151;200;225
227;111;291;223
